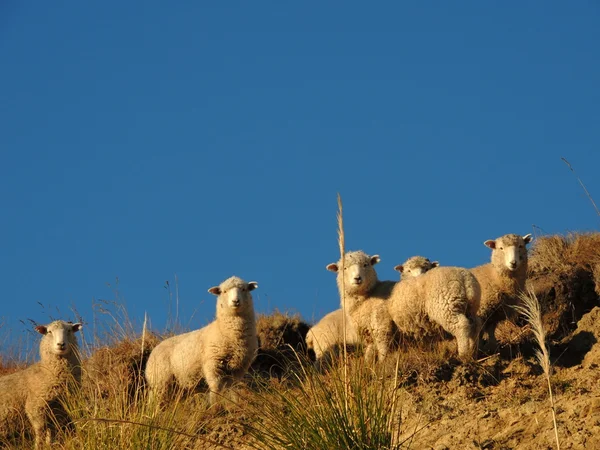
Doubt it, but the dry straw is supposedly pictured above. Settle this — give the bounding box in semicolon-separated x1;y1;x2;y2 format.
561;157;600;218
514;288;560;450
336;192;349;413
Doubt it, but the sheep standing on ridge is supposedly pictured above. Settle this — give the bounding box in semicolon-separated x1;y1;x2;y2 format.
470;233;533;351
0;321;82;449
308;255;438;368
387;265;480;359
326;251;397;364
145;276;258;407
394;256;439;278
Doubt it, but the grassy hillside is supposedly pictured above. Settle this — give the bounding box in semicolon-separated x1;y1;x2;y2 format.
1;232;599;449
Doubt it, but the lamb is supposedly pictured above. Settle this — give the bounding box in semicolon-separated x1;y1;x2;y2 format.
305;309;359;369
326;251;398;364
145;276;258;407
470;233;533;351
0;320;82;449
394;255;439;278
387;265;481;359
308;255;438;368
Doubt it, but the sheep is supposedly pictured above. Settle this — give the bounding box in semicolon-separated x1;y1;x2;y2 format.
145;276;258;407
0;320;82;449
470;233;533;351
308;255;438;368
394;255;439;278
387;265;481;359
305;309;359;369
326;251;397;364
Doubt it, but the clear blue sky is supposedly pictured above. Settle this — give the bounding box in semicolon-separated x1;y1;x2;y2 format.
1;2;599;348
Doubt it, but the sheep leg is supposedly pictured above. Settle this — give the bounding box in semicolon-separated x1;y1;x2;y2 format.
483;322;498;352
373;327;393;362
26;400;48;450
363;343;377;366
444;314;476;360
205;365;229;407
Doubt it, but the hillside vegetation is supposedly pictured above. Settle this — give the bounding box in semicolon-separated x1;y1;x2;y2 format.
1;232;599;449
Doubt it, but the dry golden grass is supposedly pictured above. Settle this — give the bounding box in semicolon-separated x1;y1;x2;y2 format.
514;288;561;450
529;232;600;275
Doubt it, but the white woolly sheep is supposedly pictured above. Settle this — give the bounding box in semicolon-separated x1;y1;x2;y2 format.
470;233;533;351
145;276;258;407
309;255;438;368
305;309;359;370
387;265;481;359
393;255;439;279
0;321;82;449
326;251;398;364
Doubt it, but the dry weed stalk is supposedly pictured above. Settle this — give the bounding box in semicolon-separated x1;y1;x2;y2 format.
514;288;560;450
561;157;600;218
336;193;349;413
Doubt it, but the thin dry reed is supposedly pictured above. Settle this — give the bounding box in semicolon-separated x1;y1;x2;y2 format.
336;193;349;413
561;157;600;218
514;288;560;450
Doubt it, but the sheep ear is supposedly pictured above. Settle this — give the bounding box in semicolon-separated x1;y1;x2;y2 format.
431;261;439;268
71;323;82;333
484;240;496;249
326;263;339;273
35;325;47;335
370;255;381;266
208;286;221;295
523;234;533;244
248;282;258;291
394;265;404;273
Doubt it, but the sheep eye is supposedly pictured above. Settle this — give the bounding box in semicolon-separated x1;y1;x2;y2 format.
363;263;368;267
499;247;504;250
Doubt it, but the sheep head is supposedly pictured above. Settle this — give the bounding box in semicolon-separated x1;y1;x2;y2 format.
36;320;82;357
394;256;439;278
327;250;380;296
209;276;257;317
484;233;533;272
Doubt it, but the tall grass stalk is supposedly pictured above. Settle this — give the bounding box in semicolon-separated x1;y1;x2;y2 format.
336;193;349;413
561;157;600;218
514;288;560;450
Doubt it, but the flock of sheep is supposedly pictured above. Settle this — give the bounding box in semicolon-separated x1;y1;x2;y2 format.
0;233;533;448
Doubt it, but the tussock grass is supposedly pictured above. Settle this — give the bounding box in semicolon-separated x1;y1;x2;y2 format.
252;310;310;379
244;354;404;450
529;232;600;275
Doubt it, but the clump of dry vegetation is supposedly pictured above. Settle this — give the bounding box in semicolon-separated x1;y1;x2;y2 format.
527;232;600;340
83;332;160;402
251;310;310;379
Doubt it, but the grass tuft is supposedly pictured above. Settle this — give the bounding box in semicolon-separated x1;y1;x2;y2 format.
244;355;404;450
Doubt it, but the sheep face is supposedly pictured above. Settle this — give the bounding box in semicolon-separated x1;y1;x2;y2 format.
484;233;533;272
394;256;439;277
327;251;380;295
209;276;258;316
35;321;82;357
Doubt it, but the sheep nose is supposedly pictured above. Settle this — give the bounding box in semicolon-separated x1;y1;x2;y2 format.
354;276;362;283
57;343;66;350
231;299;240;307
509;261;517;269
